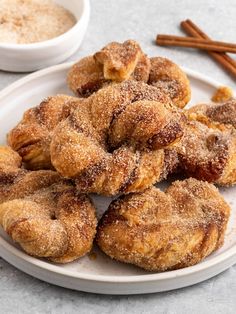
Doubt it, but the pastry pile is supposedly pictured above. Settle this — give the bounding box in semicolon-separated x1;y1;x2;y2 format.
0;40;234;272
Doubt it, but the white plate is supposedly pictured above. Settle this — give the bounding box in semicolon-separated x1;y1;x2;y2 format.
0;63;235;295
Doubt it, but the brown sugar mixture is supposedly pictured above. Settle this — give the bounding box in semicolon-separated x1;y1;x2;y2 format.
0;0;76;44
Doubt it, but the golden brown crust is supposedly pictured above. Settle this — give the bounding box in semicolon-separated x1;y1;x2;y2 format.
0;146;97;263
160;148;180;180
108;100;184;150
67;40;151;97
176;101;236;186
94;40;144;81
0;146;22;174
67;56;109;97
50;81;186;195
96;178;230;271
132;52;151;82
7;95;82;170
148;57;191;108
187;100;236;130
175;121;230;183
67;40;190;108
206;100;236;129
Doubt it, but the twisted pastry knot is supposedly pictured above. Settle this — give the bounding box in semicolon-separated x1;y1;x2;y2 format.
51;81;186;195
8;95;83;170
96;178;230;271
0;146;97;263
67;39;191;108
172;100;236;186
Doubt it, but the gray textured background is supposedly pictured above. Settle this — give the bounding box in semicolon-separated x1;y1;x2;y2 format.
0;0;236;313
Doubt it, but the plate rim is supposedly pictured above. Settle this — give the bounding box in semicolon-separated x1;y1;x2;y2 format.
0;62;235;285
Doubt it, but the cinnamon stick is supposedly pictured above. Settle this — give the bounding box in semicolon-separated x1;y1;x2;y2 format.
156;34;236;53
180;19;236;78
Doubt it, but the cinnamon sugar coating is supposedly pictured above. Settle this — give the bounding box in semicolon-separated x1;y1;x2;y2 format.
96;178;230;271
94;40;146;81
67;56;109;98
67;40;190;108
148;57;191;108
0;146;97;263
175;120;236;184
51;81;186;195
172;100;236;185
67;40;151;97
8;95;83;170
187;99;236;130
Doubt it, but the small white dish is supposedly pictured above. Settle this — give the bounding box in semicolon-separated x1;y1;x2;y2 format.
0;0;90;72
0;63;236;294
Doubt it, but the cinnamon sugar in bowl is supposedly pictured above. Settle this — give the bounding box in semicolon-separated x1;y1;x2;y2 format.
0;0;90;72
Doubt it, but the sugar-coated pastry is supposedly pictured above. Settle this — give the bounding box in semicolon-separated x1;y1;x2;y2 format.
175;120;236;185
94;40;150;82
67;40;151;97
148;57;191;108
51;81;186;195
0;146;97;263
97;178;230;271
187;99;236;130
7;95;83;170
67;40;191;108
171;100;236;186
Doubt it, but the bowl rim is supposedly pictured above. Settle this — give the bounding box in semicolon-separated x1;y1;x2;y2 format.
0;0;90;50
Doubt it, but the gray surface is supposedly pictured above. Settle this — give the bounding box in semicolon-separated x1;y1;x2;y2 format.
0;0;236;313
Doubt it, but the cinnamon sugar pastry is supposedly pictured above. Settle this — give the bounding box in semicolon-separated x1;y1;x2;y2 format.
187;99;236;130
0;146;97;263
97;178;230;271
67;40;191;107
67;40;150;97
8;95;83;170
94;40;150;82
148;57;191;108
51;81;186;195
175;120;236;185
171;100;236;185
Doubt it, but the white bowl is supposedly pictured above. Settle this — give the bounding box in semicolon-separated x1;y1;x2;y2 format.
0;0;90;72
